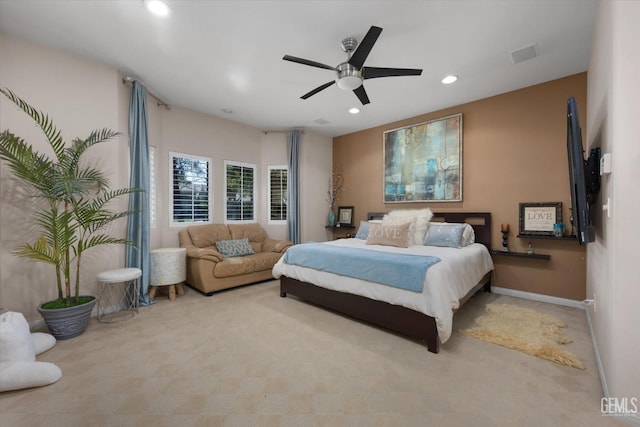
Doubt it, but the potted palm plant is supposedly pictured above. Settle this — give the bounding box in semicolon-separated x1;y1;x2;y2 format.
0;88;139;339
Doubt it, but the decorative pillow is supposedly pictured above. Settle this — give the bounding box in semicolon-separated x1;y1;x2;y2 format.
215;238;255;258
366;222;411;248
427;222;476;246
355;220;370;240
424;223;467;248
385;208;433;245
461;223;475;246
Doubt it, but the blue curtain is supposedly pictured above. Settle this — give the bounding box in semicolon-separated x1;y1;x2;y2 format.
287;130;301;244
127;81;152;306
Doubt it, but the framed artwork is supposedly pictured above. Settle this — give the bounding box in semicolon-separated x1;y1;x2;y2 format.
519;202;562;236
337;206;354;226
383;113;462;203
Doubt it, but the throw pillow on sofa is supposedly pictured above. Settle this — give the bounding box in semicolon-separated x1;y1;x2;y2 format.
216;238;255;258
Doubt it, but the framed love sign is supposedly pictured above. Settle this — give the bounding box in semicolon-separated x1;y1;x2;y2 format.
518;202;562;236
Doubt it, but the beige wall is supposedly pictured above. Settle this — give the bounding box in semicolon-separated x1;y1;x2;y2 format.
152;105;264;247
587;0;640;407
334;73;588;300
0;33;332;321
0;34;128;320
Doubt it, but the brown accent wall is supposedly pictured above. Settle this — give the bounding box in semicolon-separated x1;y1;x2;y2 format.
333;73;587;300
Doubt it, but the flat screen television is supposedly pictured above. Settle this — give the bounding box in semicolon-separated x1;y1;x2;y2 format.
566;96;600;244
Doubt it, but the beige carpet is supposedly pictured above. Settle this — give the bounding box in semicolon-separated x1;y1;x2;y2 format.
1;281;623;426
460;303;585;369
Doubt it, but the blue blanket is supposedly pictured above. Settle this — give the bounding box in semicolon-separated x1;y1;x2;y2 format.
282;243;440;292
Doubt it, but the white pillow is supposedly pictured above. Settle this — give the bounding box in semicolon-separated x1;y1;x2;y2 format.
385;208;433;245
461;223;475;246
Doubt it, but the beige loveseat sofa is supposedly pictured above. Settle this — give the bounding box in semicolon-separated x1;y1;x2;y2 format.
178;223;293;295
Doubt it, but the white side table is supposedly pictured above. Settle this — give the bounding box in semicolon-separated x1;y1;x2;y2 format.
96;267;141;323
149;248;186;301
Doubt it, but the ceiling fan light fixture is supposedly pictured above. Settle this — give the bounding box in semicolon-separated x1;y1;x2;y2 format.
337;75;363;91
442;74;458;84
144;0;171;17
335;62;363;90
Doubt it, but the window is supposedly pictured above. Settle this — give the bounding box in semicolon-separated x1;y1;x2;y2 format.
225;160;256;222
149;145;156;228
169;152;212;226
268;166;287;224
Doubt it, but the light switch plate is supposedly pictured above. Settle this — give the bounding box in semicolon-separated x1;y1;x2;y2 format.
600;152;611;175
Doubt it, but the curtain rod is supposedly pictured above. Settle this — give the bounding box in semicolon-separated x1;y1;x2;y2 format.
122;77;171;110
262;129;305;135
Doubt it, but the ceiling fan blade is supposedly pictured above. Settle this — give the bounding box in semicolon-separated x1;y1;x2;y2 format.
301;81;336;99
283;55;337;71
363;67;423;79
353;85;370;105
348;26;383;69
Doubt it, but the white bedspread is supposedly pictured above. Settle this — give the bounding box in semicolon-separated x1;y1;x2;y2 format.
272;239;494;343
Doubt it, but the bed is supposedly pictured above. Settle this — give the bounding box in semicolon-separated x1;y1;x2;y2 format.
272;211;494;353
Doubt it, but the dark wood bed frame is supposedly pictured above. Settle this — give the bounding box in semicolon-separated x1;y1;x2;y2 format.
279;212;493;353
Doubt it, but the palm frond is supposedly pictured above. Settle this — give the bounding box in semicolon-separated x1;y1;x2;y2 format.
0;131;58;196
13;236;58;265
0;88;65;159
80;234;134;252
32;209;77;252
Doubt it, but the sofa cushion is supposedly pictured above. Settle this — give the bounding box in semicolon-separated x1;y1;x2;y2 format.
228;224;267;241
215;238;255;258
213;252;283;278
187;224;231;248
228;224;268;252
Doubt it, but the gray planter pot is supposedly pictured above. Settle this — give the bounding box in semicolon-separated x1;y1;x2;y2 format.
37;296;96;340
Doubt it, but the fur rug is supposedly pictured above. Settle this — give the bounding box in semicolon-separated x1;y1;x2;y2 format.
459;303;584;369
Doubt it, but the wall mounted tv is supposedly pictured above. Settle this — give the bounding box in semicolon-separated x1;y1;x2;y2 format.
566;96;600;245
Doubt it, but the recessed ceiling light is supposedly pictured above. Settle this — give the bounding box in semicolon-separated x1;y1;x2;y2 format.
441;75;458;84
349;107;360;114
144;0;171;17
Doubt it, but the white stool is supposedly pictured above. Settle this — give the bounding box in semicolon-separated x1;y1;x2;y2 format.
149;248;186;301
96;267;141;323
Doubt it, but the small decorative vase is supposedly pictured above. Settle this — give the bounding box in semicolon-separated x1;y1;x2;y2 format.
328;211;336;227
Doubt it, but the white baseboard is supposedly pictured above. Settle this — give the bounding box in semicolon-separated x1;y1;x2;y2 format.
491;286;585;309
584;307;609;398
585;307;640;426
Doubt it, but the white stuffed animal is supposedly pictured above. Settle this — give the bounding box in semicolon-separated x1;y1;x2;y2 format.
0;311;62;392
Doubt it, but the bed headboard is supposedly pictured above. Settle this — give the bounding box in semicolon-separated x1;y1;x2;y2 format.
367;211;492;249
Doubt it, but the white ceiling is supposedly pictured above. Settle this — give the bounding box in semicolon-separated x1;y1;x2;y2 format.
0;0;597;138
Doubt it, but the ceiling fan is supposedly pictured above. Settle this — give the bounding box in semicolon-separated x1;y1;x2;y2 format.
283;26;423;105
